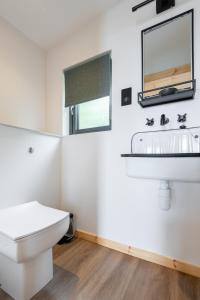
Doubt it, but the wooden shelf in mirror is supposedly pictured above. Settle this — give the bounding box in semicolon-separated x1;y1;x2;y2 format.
144;64;192;97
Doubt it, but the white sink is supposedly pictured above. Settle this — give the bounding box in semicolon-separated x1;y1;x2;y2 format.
123;153;200;182
122;127;200;182
122;128;200;210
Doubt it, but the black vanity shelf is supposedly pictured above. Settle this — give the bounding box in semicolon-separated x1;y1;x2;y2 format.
138;80;196;108
121;153;200;158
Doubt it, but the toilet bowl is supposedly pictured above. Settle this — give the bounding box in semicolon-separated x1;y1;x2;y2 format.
0;201;69;300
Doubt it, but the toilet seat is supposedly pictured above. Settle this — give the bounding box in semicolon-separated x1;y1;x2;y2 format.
0;201;69;241
0;201;69;263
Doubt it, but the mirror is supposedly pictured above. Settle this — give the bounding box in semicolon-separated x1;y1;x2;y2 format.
139;10;195;107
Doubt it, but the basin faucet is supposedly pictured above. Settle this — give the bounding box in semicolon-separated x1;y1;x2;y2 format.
146;118;154;126
160;114;169;126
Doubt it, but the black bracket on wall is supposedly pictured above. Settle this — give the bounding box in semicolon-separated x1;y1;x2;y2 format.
132;0;154;12
132;0;175;14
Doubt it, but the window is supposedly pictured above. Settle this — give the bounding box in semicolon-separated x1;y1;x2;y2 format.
64;52;111;134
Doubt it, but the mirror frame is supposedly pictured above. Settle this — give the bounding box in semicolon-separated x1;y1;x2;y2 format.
139;9;195;108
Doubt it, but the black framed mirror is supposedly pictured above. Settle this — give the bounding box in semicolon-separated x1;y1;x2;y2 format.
138;9;195;108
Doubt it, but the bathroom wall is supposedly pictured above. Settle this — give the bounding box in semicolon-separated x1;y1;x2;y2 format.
0;16;61;210
46;0;200;265
0;16;45;131
0;125;61;209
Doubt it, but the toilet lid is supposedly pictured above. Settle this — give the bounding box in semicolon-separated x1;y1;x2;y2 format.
0;201;69;241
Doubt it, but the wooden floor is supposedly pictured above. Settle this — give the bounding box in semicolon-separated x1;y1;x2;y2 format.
1;238;200;300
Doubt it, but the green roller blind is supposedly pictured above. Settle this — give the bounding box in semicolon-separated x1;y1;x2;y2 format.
64;53;111;107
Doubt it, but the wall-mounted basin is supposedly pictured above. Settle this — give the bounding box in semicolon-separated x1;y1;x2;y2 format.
122;127;200;210
121;153;200;183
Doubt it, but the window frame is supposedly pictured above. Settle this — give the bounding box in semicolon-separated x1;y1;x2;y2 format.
68;52;112;135
69;99;112;135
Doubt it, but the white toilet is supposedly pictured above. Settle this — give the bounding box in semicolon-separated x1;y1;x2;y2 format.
0;201;69;300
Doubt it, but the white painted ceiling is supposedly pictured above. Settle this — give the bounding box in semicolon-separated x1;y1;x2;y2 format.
0;0;122;49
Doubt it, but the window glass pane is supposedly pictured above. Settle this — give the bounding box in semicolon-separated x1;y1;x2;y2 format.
78;96;110;130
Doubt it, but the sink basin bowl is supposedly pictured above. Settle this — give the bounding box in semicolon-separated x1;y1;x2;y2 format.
122;128;200;210
122;127;200;183
122;153;200;182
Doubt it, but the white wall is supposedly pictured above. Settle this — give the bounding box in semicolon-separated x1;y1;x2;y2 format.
0;17;45;131
0;125;61;210
46;0;200;265
0;17;62;211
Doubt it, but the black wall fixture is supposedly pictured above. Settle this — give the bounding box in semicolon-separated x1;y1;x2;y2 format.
156;0;175;14
121;88;132;106
146;118;154;126
132;0;175;14
177;113;187;123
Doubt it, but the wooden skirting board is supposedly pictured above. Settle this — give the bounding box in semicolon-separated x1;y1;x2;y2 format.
76;229;200;278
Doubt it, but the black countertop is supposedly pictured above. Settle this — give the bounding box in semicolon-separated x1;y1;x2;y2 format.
121;153;200;158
